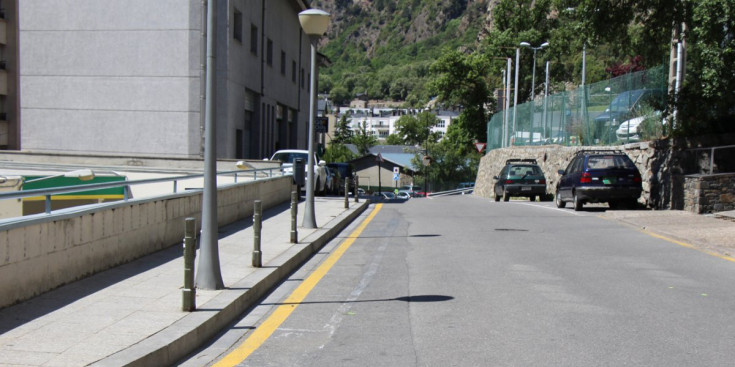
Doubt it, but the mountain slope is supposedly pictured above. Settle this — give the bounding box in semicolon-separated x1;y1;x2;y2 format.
310;0;492;105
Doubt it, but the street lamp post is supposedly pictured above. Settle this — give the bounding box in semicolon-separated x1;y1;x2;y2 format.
298;9;330;229
520;41;549;101
196;0;224;290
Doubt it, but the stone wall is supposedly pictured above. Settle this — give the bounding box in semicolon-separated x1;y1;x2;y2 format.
475;143;671;206
475;136;735;213
684;173;735;214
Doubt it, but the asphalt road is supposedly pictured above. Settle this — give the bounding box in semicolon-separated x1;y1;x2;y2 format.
183;196;735;367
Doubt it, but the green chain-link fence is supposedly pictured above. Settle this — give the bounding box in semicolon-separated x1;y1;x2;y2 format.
487;65;668;151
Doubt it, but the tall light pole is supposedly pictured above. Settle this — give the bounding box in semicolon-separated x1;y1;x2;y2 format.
512;48;520;145
504;58;511;147
196;0;224;290
520;41;549;101
299;9;330;229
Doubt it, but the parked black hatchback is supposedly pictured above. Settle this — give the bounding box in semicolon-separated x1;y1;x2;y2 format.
555;150;642;211
493;159;547;202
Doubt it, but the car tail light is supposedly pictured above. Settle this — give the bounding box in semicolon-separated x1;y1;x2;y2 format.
505;179;514;184
580;172;592;183
633;174;642;183
539;179;546;184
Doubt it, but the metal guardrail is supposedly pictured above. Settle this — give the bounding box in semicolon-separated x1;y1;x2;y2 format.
686;144;735;175
0;167;287;214
425;188;474;197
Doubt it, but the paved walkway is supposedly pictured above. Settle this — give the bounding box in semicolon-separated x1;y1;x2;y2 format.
0;196;369;367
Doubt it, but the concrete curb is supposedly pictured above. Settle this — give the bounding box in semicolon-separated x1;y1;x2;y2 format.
91;200;370;367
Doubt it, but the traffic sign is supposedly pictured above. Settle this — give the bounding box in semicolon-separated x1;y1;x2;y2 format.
376;153;384;163
393;167;399;174
475;142;486;153
315;117;328;133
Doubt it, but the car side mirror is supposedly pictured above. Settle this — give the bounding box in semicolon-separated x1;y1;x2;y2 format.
557;170;565;175
493;176;499;180
318;160;326;166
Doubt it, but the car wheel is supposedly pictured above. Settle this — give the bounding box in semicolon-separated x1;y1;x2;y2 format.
573;192;583;211
494;194;501;202
555;190;566;208
608;201;618;210
503;191;510;202
530;195;536;202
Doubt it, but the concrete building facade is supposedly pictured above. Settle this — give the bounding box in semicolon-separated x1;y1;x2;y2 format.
9;0;315;160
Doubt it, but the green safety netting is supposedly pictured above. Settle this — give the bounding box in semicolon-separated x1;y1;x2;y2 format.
487;65;668;151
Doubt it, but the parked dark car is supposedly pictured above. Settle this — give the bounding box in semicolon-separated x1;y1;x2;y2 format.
493;159;547;202
592;89;664;143
555;150;642;211
326;162;355;195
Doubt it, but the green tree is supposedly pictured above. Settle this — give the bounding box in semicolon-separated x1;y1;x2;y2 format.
676;0;735;134
331;114;353;144
350;121;378;155
385;134;404;145
323;142;356;163
393;111;440;146
552;0;735;134
429;50;492;142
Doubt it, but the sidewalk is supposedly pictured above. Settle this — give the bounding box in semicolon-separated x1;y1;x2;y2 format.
0;196;369;367
599;209;735;259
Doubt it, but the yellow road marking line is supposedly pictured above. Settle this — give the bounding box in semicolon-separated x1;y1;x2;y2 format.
213;204;383;367
644;230;735;263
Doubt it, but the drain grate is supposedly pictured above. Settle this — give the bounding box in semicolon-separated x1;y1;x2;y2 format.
494;228;529;232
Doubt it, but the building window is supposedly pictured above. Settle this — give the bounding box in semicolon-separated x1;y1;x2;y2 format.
437;120;445;128
280;51;286;75
250;24;258;54
292;60;297;83
266;39;273;66
233;9;242;42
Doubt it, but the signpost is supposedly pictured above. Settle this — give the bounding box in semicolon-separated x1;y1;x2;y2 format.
393;166;399;189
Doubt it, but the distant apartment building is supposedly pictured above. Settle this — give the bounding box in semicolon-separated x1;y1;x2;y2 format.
1;0;317;159
339;107;458;141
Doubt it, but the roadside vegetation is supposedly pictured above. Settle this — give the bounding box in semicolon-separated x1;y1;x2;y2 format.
317;0;735;190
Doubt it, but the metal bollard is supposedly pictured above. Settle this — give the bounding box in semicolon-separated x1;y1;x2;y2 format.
182;217;196;311
354;176;359;203
344;180;349;208
290;191;298;243
253;200;262;267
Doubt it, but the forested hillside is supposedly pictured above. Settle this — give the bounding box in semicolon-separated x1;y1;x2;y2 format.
310;0;491;106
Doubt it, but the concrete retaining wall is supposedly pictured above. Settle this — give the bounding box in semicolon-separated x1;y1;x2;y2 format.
0;176;292;309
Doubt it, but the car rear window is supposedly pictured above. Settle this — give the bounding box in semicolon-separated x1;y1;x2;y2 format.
272;152;307;163
508;165;542;176
586;155;636;170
